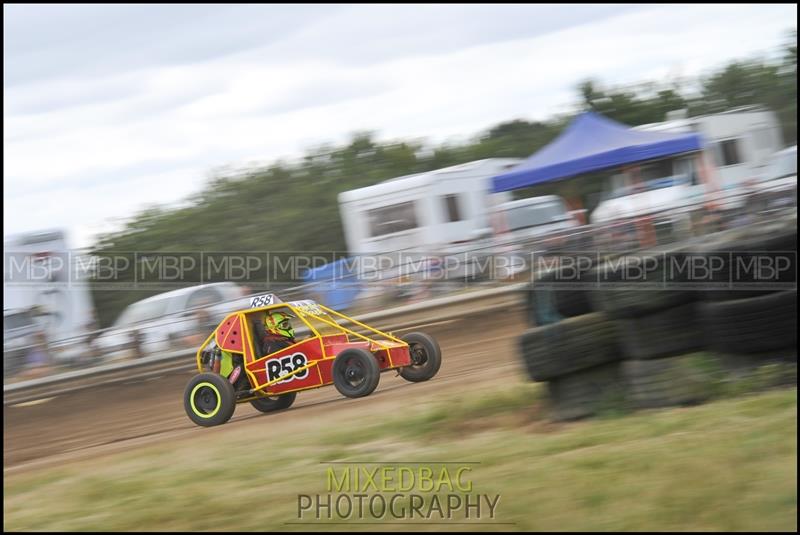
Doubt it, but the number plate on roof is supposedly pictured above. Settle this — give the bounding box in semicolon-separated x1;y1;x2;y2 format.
249;294;277;308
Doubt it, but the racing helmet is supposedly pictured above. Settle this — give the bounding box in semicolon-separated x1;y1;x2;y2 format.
264;310;295;339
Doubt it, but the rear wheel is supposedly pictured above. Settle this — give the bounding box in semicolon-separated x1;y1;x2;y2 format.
250;392;297;413
183;373;236;427
332;348;380;398
399;332;442;383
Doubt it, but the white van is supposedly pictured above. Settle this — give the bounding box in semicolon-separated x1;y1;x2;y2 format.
486;195;580;278
95;282;247;360
490;195;578;244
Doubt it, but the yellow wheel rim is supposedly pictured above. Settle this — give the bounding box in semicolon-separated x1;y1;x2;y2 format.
189;382;222;418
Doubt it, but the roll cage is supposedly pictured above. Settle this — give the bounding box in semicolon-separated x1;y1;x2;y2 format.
195;299;409;398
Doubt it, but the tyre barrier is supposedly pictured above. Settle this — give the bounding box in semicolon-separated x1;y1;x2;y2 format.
525;258;597;327
524;283;562;328
554;288;593;319
699;290;797;355
519;313;620;382
546;361;626;421
524;251;628;327
617;302;704;360
590;248;696;319
622;355;714;409
518;211;797;421
692;214;797;302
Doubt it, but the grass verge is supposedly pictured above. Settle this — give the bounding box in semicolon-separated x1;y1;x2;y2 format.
3;383;797;531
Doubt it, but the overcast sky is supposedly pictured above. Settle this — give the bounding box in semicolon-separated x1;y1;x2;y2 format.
3;4;796;249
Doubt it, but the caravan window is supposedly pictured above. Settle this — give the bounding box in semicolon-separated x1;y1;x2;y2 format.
715;139;742;167
367;201;418;237
443;194;462;222
673;157;698;186
639;159;674;182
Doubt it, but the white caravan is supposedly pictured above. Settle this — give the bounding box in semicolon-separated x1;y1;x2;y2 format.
634;106;784;189
591;107;786;224
338;158;522;255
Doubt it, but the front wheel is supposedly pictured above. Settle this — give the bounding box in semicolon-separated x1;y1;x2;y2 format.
399;332;442;382
332;348;380;398
250;392;297;413
183;373;236;427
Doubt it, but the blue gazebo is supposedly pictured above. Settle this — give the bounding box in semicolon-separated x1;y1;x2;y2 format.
492;112;704;192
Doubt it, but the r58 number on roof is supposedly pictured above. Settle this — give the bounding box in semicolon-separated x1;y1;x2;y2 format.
250;294;275;308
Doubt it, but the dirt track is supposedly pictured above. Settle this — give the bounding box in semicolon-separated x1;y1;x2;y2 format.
4;309;527;474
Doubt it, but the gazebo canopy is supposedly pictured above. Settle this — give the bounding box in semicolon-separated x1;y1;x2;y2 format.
492;112;703;192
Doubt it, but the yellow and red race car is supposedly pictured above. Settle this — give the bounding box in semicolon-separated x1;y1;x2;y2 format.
183;294;442;426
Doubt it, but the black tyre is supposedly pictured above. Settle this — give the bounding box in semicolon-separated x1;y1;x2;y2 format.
183;372;237;427
695;216;796;301
699;290;797;354
590;249;695;318
250;392;297;413
546;362;627;421
399;332;442;382
616;302;704;360
525;282;563;327
332;348;380;398
518;312;620;381
534;256;596;319
554;289;594;318
622;355;715;409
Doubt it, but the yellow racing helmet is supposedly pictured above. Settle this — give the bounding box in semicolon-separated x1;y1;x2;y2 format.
264;310;295;339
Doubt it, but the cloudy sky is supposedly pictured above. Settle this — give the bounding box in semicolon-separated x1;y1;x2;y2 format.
3;4;796;248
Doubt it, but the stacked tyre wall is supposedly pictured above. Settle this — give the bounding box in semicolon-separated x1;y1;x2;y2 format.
521;255;624;421
519;212;797;421
696;214;797;382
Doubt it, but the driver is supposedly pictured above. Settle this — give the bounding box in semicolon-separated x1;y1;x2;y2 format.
260;310;296;355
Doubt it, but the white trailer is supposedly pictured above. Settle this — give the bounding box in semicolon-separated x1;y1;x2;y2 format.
337;158;522;255
3;229;95;343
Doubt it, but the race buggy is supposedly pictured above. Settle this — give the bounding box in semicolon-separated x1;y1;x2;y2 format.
183;294;442;426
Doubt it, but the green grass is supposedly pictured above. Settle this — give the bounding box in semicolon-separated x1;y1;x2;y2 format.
323;383;545;445
4;385;797;531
